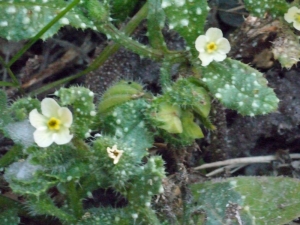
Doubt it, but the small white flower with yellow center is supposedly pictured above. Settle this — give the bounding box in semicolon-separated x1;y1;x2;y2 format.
284;6;300;31
29;98;73;147
107;145;124;164
195;27;231;66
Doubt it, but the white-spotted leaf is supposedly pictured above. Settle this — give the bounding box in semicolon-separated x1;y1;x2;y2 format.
190;177;300;225
200;58;279;116
0;0;95;41
162;0;208;51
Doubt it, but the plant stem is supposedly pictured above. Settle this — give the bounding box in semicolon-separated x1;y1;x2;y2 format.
30;2;149;96
0;145;23;168
0;55;19;87
8;0;80;68
97;22;164;61
30;1;187;96
97;20;187;63
0;195;26;215
65;180;84;219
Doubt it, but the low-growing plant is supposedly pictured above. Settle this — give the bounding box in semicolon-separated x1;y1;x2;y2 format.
0;0;300;224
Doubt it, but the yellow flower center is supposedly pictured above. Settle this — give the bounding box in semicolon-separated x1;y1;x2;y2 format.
295;13;300;23
47;117;61;130
206;42;217;53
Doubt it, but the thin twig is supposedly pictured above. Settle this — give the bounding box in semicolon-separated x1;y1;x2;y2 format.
205;164;247;177
194;154;300;170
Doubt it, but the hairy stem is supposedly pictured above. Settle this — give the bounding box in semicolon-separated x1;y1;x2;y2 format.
65;180;84;219
30;2;149;96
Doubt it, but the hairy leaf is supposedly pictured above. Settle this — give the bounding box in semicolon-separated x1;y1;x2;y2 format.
244;0;289;17
200;58;279;116
190;176;300;225
162;0;208;51
0;0;94;41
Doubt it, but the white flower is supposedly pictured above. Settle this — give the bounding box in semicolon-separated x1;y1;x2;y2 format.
284;6;300;31
107;145;124;164
195;27;231;66
29;98;73;147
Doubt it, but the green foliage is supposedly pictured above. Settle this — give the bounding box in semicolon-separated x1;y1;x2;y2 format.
152;102;183;133
0;89;11;128
148;77;211;145
181;110;204;139
84;0;109;22
110;0;141;22
199;59;279;116
127;156;165;204
99;99;153;160
147;0;168;51
162;0;208;51
190;176;300;225
0;145;23;168
0;96;38;147
26;194;76;222
272;23;300;69
0;90;12;132
0;208;20;225
98;80;146;114
29;144;89;182
164;78;211;118
92;137;142;189
0;0;94;41
76;207;133;225
244;0;289;17
4;160;55;196
55;86;96;139
0;0;293;224
9;97;40;121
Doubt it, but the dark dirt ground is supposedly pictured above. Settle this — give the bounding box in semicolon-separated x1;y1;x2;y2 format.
1;0;300;224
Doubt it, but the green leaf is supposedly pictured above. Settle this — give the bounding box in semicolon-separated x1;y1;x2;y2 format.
76;207;133;225
200;58;279;116
0;208;20;225
0;89;11;129
0;0;94;41
56;86;96;139
102;99;153;161
110;0;140;22
162;0;208;51
98;80;145;114
164;78;211;118
147;0;168;51
27;194;75;222
190;176;300;225
155;102;183;133
0;145;23;168
243;0;289;17
4;157;56;196
272;23;300;69
181;110;204;139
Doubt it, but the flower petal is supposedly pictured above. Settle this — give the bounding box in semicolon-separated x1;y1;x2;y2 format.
284;6;299;23
41;98;60;118
199;52;214;66
293;21;300;31
33;130;53;147
206;28;223;42
217;38;231;53
195;35;208;52
29;109;47;129
53;127;73;145
213;53;227;62
58;107;73;127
